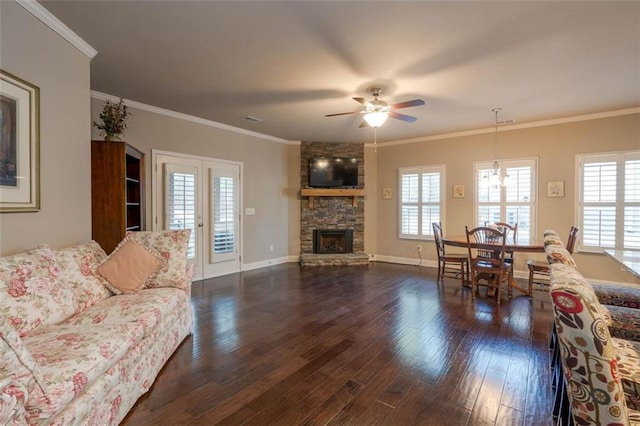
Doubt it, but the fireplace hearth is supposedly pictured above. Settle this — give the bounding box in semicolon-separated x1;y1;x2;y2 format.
313;229;353;254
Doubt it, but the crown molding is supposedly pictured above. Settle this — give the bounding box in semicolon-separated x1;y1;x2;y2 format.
16;0;97;59
91;91;296;145
380;107;640;148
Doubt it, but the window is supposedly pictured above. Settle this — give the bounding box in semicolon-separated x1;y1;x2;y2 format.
166;168;197;260
474;158;537;243
577;151;640;252
212;176;236;254
399;165;445;239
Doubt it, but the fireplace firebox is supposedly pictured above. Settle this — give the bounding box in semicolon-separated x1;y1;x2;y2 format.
313;229;353;254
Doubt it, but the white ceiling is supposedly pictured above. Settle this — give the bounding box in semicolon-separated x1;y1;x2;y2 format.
41;1;640;143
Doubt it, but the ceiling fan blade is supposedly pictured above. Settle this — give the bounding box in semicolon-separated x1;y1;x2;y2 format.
389;111;417;123
358;121;369;128
389;99;425;109
353;97;373;107
325;111;360;117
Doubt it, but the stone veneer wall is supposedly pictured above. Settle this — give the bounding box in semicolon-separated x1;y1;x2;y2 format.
300;142;365;254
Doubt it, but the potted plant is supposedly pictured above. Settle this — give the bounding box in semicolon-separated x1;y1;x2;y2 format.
93;98;130;141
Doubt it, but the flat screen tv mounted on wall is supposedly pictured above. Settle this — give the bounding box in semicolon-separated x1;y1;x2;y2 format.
309;157;358;188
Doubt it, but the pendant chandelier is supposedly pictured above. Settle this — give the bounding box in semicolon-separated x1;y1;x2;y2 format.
488;107;510;188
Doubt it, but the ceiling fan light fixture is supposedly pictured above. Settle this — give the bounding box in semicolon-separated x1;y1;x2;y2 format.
364;111;388;128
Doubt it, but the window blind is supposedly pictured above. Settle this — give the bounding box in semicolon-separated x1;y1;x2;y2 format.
578;152;640;251
399;166;444;239
213;176;235;254
167;172;196;259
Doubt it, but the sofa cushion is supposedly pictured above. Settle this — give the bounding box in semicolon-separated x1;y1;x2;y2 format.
97;239;164;295
592;283;640;309
544;235;564;247
0;316;49;422
22;322;144;419
63;288;189;338
612;338;640;411
0;245;74;337
52;241;112;313
603;305;640;342
126;230;191;290
546;245;577;268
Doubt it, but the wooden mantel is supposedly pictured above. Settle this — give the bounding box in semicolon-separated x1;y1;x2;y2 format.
300;188;365;208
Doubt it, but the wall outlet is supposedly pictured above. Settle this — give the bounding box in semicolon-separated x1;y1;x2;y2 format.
417;245;422;252
269;244;274;252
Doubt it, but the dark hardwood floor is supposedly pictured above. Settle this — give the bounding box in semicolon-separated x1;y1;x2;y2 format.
121;262;554;425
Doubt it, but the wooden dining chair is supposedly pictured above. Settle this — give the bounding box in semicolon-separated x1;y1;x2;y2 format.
465;226;513;304
432;222;469;287
493;222;517;268
527;226;579;294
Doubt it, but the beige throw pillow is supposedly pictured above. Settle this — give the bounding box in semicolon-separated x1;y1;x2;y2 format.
97;239;164;294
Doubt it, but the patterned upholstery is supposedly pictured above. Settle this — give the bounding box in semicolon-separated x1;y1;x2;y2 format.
603;305;640;342
1;239;193;425
550;263;640;424
592;283;640;309
546;245;578;268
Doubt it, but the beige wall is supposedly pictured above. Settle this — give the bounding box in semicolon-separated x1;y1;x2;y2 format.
0;1;92;255
90;98;296;265
287;144;301;255
376;113;640;283
364;146;378;256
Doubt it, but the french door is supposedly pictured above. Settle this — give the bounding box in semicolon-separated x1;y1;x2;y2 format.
153;152;242;280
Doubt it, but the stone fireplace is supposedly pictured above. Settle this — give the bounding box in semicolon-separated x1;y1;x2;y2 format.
313;229;353;254
299;142;368;266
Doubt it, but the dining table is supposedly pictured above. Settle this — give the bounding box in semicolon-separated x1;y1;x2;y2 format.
441;234;545;296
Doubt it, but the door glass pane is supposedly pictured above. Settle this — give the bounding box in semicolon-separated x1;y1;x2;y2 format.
505;166;531;203
624;206;640;249
421;205;439;236
213;176;235;254
506;205;530;244
583;206;616;247
401;205;418;235
402;174;419;203
584;162;616;202
477;169;500;202
478;205;500;226
625;160;640;202
167;172;196;259
421;173;440;202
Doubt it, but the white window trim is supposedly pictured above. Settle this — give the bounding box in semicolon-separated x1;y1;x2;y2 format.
575;150;640;253
398;164;446;241
473;157;538;243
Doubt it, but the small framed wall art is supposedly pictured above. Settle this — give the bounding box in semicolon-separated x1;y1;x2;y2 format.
453;184;465;198
547;181;565;198
0;69;40;212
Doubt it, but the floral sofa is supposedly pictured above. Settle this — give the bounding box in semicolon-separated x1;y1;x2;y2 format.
544;229;640;342
545;229;640;424
0;230;193;425
550;262;640;425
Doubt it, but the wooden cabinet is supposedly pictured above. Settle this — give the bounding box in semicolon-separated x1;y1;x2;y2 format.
91;140;145;253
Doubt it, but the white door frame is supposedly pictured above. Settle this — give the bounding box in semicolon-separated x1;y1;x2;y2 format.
151;149;243;279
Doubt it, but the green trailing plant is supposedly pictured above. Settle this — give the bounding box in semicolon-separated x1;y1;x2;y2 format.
93;98;129;140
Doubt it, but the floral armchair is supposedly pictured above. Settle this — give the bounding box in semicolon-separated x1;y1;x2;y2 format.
550;263;640;425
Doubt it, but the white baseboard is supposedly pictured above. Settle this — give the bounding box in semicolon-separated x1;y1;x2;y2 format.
372;254;438;269
238;253;634;288
243;255;298;272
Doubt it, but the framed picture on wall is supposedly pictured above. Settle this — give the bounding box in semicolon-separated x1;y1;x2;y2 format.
0;69;40;212
453;184;465;198
547;181;565;198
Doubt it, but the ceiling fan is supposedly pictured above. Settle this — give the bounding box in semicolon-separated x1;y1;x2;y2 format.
326;88;425;128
